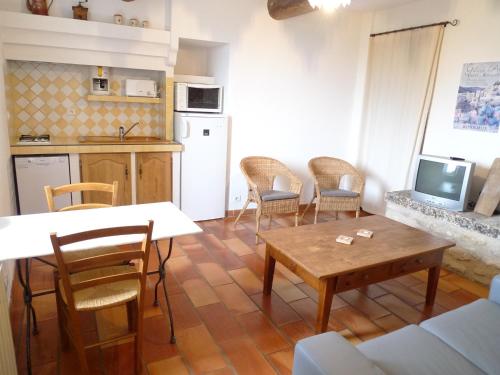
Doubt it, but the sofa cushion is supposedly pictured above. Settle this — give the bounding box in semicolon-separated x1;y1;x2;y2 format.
260;190;299;201
358;325;484;375
294;332;384;375
320;189;359;198
420;299;500;375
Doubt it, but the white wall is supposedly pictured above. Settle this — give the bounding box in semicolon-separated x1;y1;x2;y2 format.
0;0;170;29
175;44;210;76
371;0;500;202
172;0;371;210
0;40;17;303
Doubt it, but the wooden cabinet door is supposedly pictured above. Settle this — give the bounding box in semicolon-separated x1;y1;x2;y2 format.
80;153;132;205
136;152;172;204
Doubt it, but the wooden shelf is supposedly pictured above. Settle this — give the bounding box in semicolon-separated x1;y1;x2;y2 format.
87;95;161;104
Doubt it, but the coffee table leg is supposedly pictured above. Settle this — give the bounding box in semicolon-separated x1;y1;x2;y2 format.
426;265;441;306
316;278;335;333
263;245;275;295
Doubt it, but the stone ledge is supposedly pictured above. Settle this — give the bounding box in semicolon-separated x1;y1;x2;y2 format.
385;190;500;239
385;191;500;286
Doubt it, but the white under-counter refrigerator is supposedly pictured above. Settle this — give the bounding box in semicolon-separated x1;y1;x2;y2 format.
13;155;72;214
174;112;228;221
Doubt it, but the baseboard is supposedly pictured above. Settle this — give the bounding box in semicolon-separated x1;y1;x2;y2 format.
226;203;312;218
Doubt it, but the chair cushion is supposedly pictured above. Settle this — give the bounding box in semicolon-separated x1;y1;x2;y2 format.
59;265;139;311
358;325;484;375
261;190;299;202
420;299;500;375
320;189;359;198
294;332;385;375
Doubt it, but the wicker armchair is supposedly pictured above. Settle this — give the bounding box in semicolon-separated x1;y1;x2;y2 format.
235;156;303;243
303;157;364;224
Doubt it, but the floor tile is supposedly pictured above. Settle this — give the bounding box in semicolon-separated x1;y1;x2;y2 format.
182;278;220;307
176;325;227;374
250;292;301;327
219;336;276;375
237;311;290;354
147;355;190;375
197;262;233;287
333;306;386;341
223;238;254;256
375;294;422;324
268;349;294;375
197;303;245;343
280;320;315;343
228;267;263;295
214;283;258;315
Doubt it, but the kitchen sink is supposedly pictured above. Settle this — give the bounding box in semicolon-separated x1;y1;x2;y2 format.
78;136;168;144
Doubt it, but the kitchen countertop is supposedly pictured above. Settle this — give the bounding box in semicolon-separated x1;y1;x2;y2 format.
10;136;183;155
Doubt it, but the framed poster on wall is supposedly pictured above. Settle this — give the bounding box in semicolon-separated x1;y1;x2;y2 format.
454;61;500;133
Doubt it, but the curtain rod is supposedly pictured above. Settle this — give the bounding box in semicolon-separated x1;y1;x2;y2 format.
370;19;459;38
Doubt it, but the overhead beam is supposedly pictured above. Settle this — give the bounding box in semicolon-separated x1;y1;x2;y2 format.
267;0;316;20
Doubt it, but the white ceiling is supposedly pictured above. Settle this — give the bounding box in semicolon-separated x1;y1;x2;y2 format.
349;0;422;11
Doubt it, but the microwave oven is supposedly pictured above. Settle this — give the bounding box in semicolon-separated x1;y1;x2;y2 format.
174;83;223;113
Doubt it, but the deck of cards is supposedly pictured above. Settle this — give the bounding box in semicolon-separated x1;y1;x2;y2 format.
357;229;374;238
336;235;354;245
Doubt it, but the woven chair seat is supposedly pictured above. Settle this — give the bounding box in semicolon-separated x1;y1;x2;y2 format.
320;189;359;198
60;265;139;311
261;190;300;202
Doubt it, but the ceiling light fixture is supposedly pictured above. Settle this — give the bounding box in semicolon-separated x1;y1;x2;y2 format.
308;0;351;12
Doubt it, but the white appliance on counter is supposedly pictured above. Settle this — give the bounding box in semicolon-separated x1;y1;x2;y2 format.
125;79;157;98
174;113;228;221
14;155;71;214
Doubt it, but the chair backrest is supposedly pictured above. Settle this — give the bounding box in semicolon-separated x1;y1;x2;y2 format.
240;156;297;192
50;221;154;311
44;181;119;212
308;157;364;193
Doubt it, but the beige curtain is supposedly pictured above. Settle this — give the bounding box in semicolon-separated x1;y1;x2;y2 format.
358;25;444;214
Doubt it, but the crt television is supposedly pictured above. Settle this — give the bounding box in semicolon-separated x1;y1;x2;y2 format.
411;155;475;211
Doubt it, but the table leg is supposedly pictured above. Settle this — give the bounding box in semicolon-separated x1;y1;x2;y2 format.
316;278;335;333
263;245;276;295
149;239;176;344
426;265;441;306
16;258;38;375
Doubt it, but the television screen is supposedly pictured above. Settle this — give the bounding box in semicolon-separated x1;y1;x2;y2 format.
415;160;466;201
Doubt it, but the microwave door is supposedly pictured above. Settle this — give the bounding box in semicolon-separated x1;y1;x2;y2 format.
187;86;221;112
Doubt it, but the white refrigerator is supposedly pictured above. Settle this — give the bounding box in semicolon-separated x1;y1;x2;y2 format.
174;113;228;221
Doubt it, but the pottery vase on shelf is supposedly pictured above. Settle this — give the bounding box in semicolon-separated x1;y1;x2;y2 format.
26;0;53;16
72;0;88;20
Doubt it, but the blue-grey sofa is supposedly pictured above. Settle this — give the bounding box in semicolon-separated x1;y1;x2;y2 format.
293;275;500;375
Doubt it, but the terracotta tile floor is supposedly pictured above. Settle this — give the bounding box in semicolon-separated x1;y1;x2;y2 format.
10;210;490;374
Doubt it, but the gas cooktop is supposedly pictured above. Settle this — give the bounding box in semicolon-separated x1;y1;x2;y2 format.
18;134;51;144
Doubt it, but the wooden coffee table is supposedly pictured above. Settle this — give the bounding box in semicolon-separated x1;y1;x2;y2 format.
259;215;455;333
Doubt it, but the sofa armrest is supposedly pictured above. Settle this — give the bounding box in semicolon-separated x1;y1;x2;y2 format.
293;332;385;375
489;275;500;305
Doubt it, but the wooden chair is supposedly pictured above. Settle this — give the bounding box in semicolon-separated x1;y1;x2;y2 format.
44;181;119;212
303;157;364;224
50;221;154;375
235;156;302;243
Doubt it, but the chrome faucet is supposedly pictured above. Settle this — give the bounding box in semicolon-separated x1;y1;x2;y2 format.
119;122;140;141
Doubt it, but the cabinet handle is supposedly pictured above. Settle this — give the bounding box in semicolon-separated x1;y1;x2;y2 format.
139;164;142;179
125;165;128;179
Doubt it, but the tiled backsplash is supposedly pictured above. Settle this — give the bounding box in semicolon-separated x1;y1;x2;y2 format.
6;61;162;138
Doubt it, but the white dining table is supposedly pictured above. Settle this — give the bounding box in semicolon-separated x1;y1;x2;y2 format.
0;201;202;261
0;202;202;375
